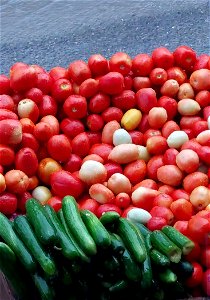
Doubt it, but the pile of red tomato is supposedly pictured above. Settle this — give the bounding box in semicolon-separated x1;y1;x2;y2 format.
0;46;210;296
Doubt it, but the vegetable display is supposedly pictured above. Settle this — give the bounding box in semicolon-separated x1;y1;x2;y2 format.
0;46;210;298
0;197;197;300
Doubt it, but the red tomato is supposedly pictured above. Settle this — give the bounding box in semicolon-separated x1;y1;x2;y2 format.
47;134;72;163
162;148;179;165
25;87;43;104
112;90;136;111
195;90;210;108
63;154;82;173
173;45;197;71
46;196;62;212
0;74;10;94
96;203;122;218
0;145;15;166
89;143;113;162
200;246;210;268
39;95;57;117
188;216;210;244
153;193;173;208
109;52;132;76
86;114;104;132
68;60;91;84
133;76;151;91
185;262;203;288
17;191;32;213
63;95;87;119
20;133;39;152
115;193;131;209
136;87;157;113
166;66;187;84
10;64;37;92
0;192;18;215
78;198;100;215
15;147;38;177
102;107;123;123
190;69;210;91
4;170;29;194
150;206;174;225
152;47;174;69
173;220;190;237
49;66;68;81
157;96;178;120
38;158;62;185
104;162;123;179
132;53;153;76
147;216;167;231
99;72;124;95
147;155;164;181
146;136;168;155
51;78;73;102
0;95;15;111
79;78;99;98
71;132;90;158
149;68;167;85
89;92;111;114
36;72;53;94
183;172;209;193
51;170;84;198
170;198;193;221
123;160;147;185
129;131;144;145
88;54;109;76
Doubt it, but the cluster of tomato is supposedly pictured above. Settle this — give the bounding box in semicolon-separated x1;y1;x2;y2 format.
0;46;210;296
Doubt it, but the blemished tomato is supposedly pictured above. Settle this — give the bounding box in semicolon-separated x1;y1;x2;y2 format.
147;216;167;231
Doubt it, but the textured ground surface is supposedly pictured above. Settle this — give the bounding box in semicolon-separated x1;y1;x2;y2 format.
1;0;210;74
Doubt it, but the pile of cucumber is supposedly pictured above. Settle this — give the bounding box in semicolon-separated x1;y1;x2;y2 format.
0;196;195;300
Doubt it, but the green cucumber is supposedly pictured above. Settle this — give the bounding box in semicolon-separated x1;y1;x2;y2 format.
99;211;120;226
62;196;97;256
32;273;55;300
109;279;128;293
121;248;142;282
57;209;90;263
0;242;31;300
14;215;56;276
26;198;57;245
162;225;195;255
43;205;79;260
134;222;151;238
158;268;177;284
150;230;182;263
80;209;111;248
117;218;146;264
109;233;125;255
103;255;121;272
150;249;170;267
140;239;153;290
171;260;194;279
0;212;36;272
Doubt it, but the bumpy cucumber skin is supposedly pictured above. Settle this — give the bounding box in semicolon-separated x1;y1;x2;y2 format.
99;211;120;226
62;196;97;256
32;273;55;300
0;212;36;273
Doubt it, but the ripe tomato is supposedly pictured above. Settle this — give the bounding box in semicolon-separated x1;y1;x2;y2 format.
4;170;29;194
78;198;100;214
202;269;210;296
109;52;132;76
188;216;210;244
185;262;203;288
0;192;18;215
96;203;122;218
68;60;91;84
47;134;72;163
170;198;193;221
46;196;62;212
152;47;174;69
88;54;109;76
123;160;147;185
147;216;167;231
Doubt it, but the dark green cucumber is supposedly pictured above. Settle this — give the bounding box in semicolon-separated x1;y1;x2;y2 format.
162;225;195;255
99;211;120;226
0;212;36;272
150;230;182;263
134;222;151;238
26;198;57;245
80;209;111;248
62;196;97;256
109;233;125;255
117;218;146;264
109;279;128;293
158;268;177;284
121;248;142;281
140;237;153;290
14;215;56;276
103;255;121;272
0;242;30;300
150;249;170;267
32;273;55;300
43;205;79;260
57;209;90;262
171;259;194;279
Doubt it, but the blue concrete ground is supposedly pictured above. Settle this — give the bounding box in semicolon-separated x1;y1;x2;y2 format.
0;0;210;74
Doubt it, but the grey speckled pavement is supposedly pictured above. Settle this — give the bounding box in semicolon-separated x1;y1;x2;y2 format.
1;0;210;74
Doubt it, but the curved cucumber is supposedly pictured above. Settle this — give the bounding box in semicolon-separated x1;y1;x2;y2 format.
14;215;56;276
80;209;111;248
62;196;97;256
0;212;36;273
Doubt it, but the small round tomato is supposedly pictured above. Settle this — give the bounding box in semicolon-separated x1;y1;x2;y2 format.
149;67;167;85
136;87;157;113
173;220;190;236
102;106;123;123
190;69;210;91
86;114;104;132
78;198;100;215
0;144;15;166
88;54;109;76
123;160;147;185
132;53;153;76
20;133;39;152
188;216;210;244
51;78;73;102
39;95;57;117
147;216;167;231
146;136;168;155
79;78;99;98
173;45;197;71
183;172;209;193
157;165;183;186
46;196;62;212
185;262;203;288
109;52;132;76
4;170;29;194
153;193;173;208
152;47;174;69
170;198;193;221
47;134;72;163
36;72;53;94
25;87;43;104
15;147;38;177
150;206;174;225
99;72;124;95
90;143;113;162
0;95;15;111
133;76;151;91
147;155;164;181
17;191;32;213
49;66;68;81
89;92;111;114
63;95;87;119
71;132;90;158
195;90;210;108
63;154;82;173
162;148;179;165
68;60;91;84
166;66;187;84
38;158;62;185
0;192;17;215
0;74;10;94
112;90;136;111
115;192;131;209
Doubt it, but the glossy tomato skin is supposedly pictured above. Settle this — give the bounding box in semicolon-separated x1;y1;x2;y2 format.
89;93;111;114
46;196;62;212
0;145;15;166
78;198;100;215
10;65;37;92
112;90;136;111
49;66;68;81
71;132;90;158
109;52;132;76
17;191;32;213
132;53;153;76
99;72;124;95
50;170;84;198
101;107;123;123
51;78;73;102
0;192;18;215
187;216;210;244
173;45;197;71
68;60;91;85
136;88;157;113
96;203;122;218
63;95;87;119
4;170;29;194
147;216;167;231
88;54;109;76
25;87;43;104
0;95;15;111
15;147;38;177
47;134;72;163
152;47;174;70
0;74;11;94
39;95;57;117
